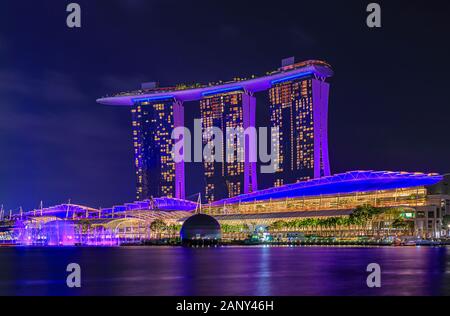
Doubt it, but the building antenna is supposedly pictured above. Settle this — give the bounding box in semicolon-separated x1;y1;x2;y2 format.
65;202;70;219
149;196;155;210
195;193;202;214
40;201;43;217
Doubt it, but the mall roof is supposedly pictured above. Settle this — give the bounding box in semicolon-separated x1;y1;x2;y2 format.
212;170;443;206
16;198;197;221
100;197;198;214
21;204;99;219
96;60;333;106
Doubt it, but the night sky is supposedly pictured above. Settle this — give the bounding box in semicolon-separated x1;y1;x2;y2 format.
0;0;449;211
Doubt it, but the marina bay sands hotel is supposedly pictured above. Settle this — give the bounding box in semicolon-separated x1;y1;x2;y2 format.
2;58;444;246
97;58;333;203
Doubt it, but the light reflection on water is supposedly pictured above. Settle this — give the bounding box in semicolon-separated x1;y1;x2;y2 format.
0;246;449;296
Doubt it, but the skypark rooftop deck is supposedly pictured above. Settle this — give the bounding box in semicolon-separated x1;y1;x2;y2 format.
97;60;333;106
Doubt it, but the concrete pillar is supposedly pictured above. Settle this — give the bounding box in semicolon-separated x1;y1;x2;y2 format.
312;79;331;178
242;91;258;193
173;100;185;199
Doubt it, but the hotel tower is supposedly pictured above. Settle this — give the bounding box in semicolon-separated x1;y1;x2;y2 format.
200;92;246;203
131;99;176;200
99;58;333;203
269;75;331;187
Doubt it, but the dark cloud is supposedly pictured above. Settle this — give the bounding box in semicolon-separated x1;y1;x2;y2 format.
289;27;316;48
117;0;149;11
0;68;136;211
0;69;88;105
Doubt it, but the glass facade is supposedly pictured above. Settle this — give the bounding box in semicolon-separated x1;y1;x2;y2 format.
269;77;328;187
205;187;428;216
124;64;331;203
200;93;245;203
131;100;176;200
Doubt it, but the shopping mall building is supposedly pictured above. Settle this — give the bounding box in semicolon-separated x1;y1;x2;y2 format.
1;170;448;245
207;171;450;239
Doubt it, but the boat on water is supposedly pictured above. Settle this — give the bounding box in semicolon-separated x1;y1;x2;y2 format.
414;239;443;246
402;240;417;246
393;237;444;246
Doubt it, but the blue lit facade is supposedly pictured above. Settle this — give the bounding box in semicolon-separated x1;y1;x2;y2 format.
200;92;245;203
131;100;176;200
269;76;330;188
213;171;444;205
98;59;334;203
3;171;447;246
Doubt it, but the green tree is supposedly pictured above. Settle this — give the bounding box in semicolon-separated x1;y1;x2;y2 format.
221;224;248;233
392;217;407;229
150;219;168;239
167;224;182;237
442;215;450;229
269;220;287;231
78;219;92;234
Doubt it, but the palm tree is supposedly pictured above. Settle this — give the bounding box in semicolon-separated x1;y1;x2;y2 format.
392;218;407;229
303;218;315;234
150;219;167;239
327;217;339;236
167;224;182;238
78;219;91;234
269;220;287;232
335;217;347;237
442;215;450;234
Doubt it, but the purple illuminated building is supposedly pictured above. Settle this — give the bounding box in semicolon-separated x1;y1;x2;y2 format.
269;75;331;186
131;99;177;199
97;59;333;202
200;92;257;202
